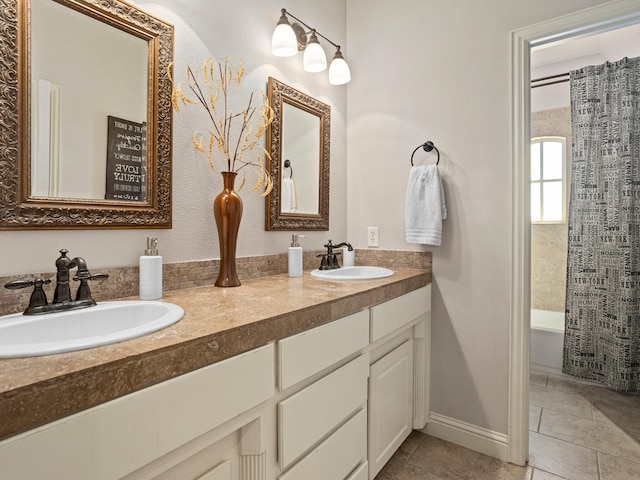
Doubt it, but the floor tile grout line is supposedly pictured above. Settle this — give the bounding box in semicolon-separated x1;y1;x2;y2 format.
530;402;593;422
535;397;640;458
533;398;640;433
534;427;640;471
533;466;570;479
533;430;601;455
405;433;426;464
537;407;543;432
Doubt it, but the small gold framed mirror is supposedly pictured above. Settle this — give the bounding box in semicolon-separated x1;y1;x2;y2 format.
265;77;330;231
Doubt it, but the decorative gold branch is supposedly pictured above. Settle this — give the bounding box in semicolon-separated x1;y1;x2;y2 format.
171;57;274;195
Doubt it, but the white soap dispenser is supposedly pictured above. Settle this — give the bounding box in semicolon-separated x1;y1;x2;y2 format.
288;234;305;277
139;237;162;300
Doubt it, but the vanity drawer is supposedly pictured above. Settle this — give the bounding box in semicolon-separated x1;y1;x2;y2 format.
278;408;367;480
346;461;368;480
278;353;369;470
278;309;369;390
370;285;430;342
195;460;231;480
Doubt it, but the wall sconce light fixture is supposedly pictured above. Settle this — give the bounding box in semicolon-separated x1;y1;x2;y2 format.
271;8;351;85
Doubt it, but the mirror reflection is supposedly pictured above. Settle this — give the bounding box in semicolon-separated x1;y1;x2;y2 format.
30;0;148;201
266;77;330;231
0;0;174;229
280;102;320;214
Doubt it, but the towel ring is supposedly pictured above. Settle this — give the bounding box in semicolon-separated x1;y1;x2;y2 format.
284;159;293;179
410;141;440;166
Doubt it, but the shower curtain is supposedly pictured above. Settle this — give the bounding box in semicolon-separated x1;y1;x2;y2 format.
563;56;640;393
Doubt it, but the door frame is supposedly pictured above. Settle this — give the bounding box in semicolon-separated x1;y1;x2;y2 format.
508;0;640;465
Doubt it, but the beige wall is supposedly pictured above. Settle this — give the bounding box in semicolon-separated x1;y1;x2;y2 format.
531;107;571;312
531;223;568;311
346;0;607;436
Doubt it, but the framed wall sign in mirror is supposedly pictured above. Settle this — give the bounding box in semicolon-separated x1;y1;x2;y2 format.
265;77;330;231
0;0;174;229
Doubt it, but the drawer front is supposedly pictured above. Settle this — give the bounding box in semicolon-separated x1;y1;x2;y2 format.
278;309;369;390
0;344;275;480
278;409;367;480
370;285;430;342
346;461;368;480
196;460;231;480
278;353;369;470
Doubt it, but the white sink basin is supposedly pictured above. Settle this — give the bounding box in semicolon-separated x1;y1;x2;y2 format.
310;266;394;281
0;301;184;358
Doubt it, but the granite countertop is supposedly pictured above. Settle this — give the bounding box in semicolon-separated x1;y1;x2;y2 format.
0;268;430;442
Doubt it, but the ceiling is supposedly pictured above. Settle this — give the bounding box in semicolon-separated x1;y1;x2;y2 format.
530;22;640;111
531;22;640;74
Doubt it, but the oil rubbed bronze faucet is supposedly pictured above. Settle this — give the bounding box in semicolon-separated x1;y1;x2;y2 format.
316;240;353;270
4;249;109;315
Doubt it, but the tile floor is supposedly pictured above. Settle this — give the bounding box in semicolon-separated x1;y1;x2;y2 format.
375;370;640;479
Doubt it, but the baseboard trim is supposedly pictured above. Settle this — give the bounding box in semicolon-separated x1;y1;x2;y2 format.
421;413;509;462
530;363;563;375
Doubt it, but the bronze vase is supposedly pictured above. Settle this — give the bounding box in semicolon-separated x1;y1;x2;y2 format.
214;172;243;287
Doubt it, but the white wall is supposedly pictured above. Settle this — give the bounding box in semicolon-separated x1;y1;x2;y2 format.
0;0;348;275
346;0;607;436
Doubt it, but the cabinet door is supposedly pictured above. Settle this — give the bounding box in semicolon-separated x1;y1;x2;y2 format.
368;339;414;479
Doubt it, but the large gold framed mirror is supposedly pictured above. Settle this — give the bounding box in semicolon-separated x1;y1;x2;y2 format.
265;77;330;231
0;0;173;229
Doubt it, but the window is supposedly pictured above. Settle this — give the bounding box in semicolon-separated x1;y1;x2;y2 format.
531;136;566;223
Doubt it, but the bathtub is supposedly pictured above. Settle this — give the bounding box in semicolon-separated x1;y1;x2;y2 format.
530;309;565;373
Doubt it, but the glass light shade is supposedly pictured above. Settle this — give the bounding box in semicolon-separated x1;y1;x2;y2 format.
303;32;327;72
272;22;298;57
329;50;351;85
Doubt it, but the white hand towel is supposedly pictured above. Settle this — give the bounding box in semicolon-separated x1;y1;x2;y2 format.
282;177;297;213
405;165;447;245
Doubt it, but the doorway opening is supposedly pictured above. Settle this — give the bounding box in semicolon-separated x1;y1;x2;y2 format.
529;24;640;375
509;1;640;466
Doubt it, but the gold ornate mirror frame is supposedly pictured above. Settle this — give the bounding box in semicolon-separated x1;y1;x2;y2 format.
265;77;330;231
0;0;174;229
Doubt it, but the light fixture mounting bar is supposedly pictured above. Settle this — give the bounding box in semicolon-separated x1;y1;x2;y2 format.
282;9;340;49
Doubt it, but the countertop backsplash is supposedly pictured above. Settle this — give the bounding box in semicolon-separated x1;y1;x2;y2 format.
0;250;432;316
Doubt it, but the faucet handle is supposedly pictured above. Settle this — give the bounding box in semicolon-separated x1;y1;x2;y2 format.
4;278;51;311
89;273;109;281
72;272;109;282
4;278;52;290
73;273;109;301
316;253;330;269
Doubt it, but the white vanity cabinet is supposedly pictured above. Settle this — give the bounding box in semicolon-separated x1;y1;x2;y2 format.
275;284;431;480
0;283;431;480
